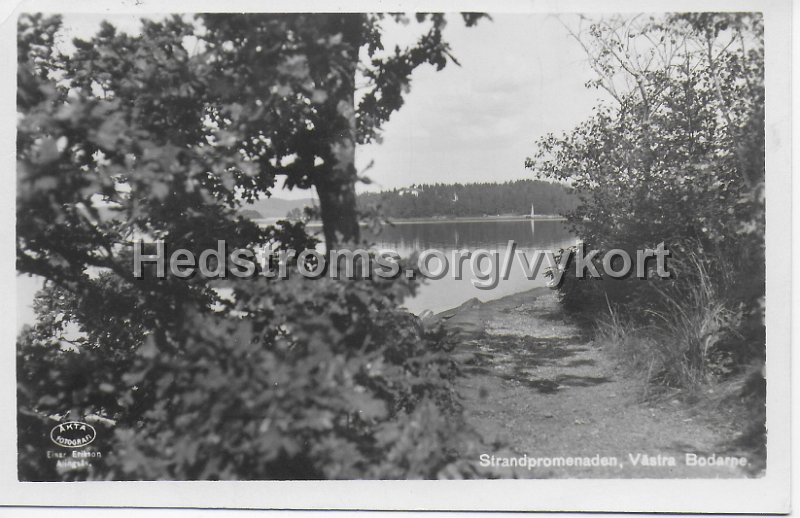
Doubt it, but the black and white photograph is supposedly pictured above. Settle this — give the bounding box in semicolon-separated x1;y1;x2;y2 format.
2;0;793;513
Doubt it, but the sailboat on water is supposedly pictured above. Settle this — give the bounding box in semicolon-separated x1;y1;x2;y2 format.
526;203;535;219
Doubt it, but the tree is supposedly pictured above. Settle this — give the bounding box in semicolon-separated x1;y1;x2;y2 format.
527;13;764;380
17;13;486;480
196;13;485;249
357;179;578;218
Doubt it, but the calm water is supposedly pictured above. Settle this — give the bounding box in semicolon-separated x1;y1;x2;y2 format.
365;219;575;314
17;219;575;329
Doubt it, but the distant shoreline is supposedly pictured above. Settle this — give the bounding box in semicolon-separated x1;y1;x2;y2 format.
255;214;567;227
378;214;566;225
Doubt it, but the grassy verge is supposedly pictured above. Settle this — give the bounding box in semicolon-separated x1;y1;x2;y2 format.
583;253;766;475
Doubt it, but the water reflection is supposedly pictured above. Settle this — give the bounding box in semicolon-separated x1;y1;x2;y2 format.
366;219;576;315
365;218;570;252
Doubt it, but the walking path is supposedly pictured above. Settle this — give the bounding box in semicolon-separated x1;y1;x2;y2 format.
439;288;750;478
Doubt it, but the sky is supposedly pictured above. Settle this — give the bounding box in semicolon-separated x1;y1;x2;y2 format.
56;13;607;200
356;13;604;196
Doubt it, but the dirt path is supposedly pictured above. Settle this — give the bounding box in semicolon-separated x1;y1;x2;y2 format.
439;288;749;478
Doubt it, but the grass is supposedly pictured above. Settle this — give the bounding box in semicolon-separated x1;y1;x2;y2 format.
597;252;740;393
593;252;766;474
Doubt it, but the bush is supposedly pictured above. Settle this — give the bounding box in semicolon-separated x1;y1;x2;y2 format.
16;13;485;481
18;259;481;480
530;14;765;420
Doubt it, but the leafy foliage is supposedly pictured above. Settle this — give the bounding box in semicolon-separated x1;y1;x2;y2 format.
527;13;765;462
17;13;485;480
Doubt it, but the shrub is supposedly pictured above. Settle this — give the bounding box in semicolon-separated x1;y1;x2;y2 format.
531;13;765;413
16;13;486;481
18;260;481;480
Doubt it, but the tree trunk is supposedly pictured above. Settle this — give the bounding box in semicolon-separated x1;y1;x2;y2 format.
315;166;360;249
314;14;362;250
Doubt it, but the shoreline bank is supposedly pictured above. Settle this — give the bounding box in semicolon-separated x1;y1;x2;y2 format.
254;214;567;227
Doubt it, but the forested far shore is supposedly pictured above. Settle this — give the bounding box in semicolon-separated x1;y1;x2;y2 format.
354;179;577;219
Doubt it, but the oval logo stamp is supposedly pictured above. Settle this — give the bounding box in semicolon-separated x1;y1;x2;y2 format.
49;421;96;448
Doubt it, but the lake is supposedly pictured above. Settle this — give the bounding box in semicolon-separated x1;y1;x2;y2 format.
363;218;575;315
16;219;575;329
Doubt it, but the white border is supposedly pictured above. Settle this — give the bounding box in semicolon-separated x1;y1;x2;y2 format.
1;0;792;512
